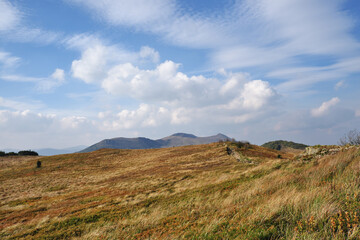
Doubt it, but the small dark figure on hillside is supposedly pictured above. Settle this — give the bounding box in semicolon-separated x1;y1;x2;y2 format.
226;147;232;155
37;160;42;168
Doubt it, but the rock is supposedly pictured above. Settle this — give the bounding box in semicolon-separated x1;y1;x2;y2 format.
304;147;320;155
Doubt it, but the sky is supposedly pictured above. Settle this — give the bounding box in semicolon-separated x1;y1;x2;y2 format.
0;0;360;149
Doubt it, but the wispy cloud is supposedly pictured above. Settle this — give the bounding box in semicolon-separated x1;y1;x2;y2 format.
0;51;20;68
0;0;21;31
1;68;66;92
334;80;346;90
67;0;360;93
0;97;44;111
66;0;234;48
0;0;61;44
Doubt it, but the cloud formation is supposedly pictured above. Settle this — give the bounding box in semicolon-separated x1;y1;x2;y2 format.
0;0;20;31
68;0;360;93
0;51;20;68
311;97;340;117
1;68;66;92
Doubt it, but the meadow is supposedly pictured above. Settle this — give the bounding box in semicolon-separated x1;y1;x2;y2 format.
0;142;359;239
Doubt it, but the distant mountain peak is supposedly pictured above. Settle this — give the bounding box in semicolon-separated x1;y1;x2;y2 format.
79;133;232;153
171;133;197;138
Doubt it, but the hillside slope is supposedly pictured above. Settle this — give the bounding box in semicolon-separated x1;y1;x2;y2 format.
79;133;230;152
1;143;359;239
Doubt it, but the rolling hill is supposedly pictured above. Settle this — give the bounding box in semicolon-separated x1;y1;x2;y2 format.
1;146;87;156
79;133;230;153
262;140;308;151
1;142;359;239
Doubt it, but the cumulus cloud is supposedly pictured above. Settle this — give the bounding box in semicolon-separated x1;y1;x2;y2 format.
67;0;360;93
0;109;101;148
99;104;171;130
60;116;88;129
0;109;55;132
311;97;340;117
68;34;160;84
240;80;277;110
95;59;278;112
139;46;160;63
68;35;279;130
71;44;112;84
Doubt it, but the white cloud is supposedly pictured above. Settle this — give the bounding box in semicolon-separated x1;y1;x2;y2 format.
71;44;111;84
0;97;43;111
0;0;60;44
60;116;88;129
67;0;360;94
67;0;233;49
100;104;172;130
0;68;66;92
7;27;61;44
36;69;66;92
139;46;160;63
0;109;55;132
1;74;45;82
0;0;21;31
240;80;277;110
0;51;20;68
69;35;160;84
251;0;358;55
68;0;176;26
100;60;278;111
272;57;360;91
311;97;340;117
0;109;100;149
334;80;345;90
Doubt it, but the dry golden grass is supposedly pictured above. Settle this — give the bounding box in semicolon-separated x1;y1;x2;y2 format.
0;143;359;239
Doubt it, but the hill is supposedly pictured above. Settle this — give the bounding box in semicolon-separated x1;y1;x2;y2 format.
79;133;230;153
1;146;87;156
262;140;308;150
1;143;359;239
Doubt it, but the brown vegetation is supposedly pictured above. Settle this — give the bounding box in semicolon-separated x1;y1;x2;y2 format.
0;142;359;239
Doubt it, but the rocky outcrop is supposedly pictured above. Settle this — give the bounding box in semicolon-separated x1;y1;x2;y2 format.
226;146;253;164
300;145;358;160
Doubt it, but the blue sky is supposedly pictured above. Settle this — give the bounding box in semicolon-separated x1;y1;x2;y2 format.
0;0;360;149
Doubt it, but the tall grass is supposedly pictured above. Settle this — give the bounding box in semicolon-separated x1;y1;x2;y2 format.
0;143;359;239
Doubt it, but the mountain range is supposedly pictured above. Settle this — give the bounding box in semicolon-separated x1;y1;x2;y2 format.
79;133;230;153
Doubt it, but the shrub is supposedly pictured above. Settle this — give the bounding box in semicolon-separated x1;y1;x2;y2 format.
18;150;39;156
0;151;5;157
236;141;251;149
6;152;18;156
339;129;360;145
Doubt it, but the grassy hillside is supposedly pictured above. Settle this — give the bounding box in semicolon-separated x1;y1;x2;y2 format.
262;140;308;151
1;143;359;239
